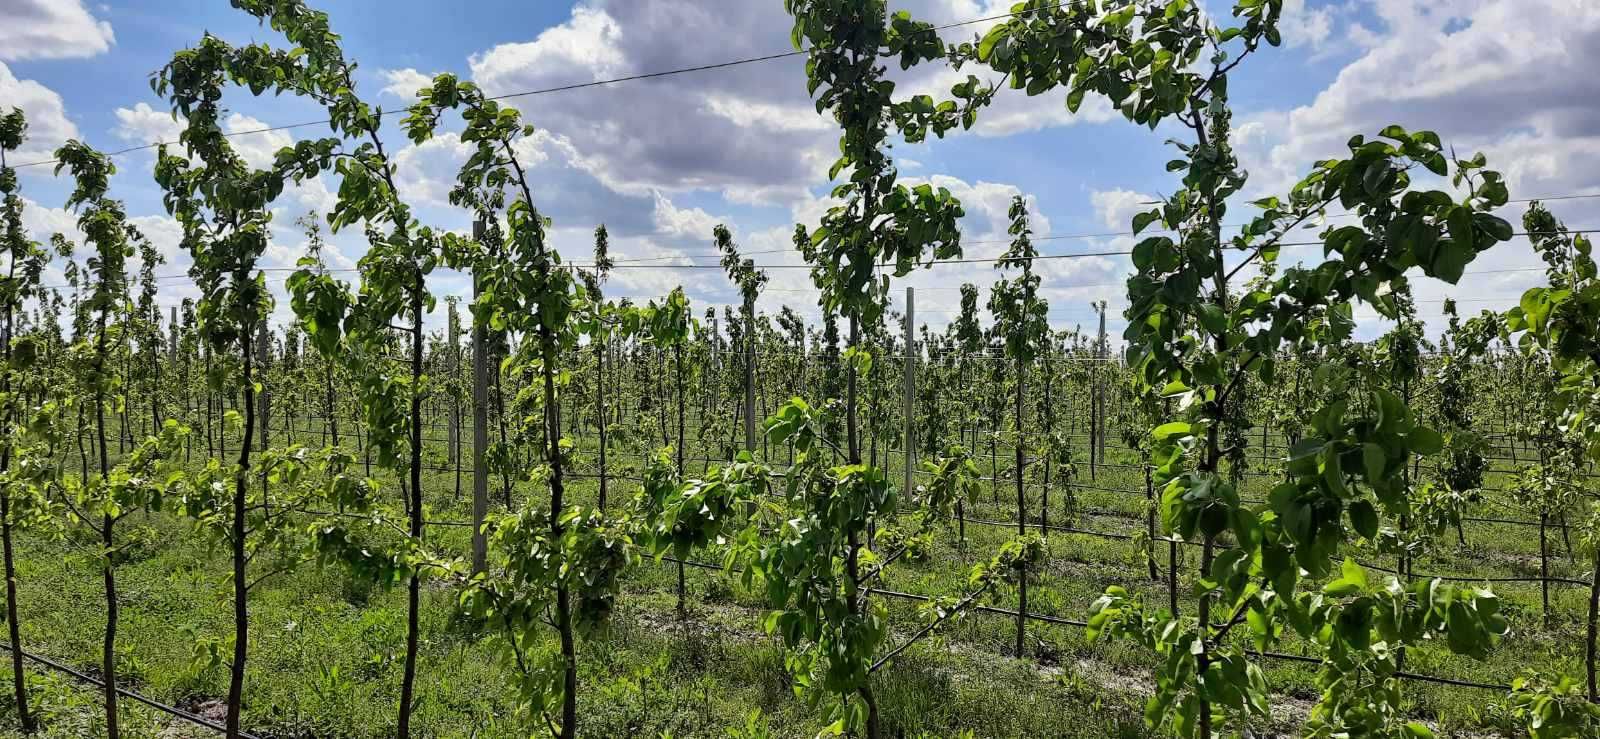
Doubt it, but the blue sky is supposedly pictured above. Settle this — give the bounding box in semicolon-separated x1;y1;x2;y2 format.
4;0;1598;343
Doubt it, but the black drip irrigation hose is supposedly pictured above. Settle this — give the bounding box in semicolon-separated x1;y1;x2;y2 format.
0;642;253;737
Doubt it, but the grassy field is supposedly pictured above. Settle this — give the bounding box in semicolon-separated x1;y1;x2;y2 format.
0;417;1586;738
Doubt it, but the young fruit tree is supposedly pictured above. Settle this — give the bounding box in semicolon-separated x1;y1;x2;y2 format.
0;107;57;735
962;1;1519;735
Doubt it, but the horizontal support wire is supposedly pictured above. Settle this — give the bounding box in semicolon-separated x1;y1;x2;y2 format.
652;555;1513;693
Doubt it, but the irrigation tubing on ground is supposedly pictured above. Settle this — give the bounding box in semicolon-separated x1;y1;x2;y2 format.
0;642;253;737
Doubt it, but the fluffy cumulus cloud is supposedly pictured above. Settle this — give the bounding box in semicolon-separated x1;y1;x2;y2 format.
110;102;337;220
113;105;293;170
1235;0;1600;200
222;114;295;170
1225;0;1600;334
18;196;82;248
1278;0;1338;51
465;0;1108;207
841;175;1125;330
0;0;114;61
391;132;475;206
650;191;722;238
0;63;80;167
468;2;821;201
1089;189;1155;231
379;68;436;100
113;102;183;147
128;213;186;265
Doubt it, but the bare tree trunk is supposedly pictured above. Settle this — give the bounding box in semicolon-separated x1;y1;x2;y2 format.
596;337;609;510
675;343;687;617
397;288;425;738
0;293;32;733
227;334;256;738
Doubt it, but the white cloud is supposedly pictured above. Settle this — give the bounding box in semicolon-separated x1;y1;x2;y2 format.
461;0;1126;215
1279;0;1337;50
19;196;82;247
112;106;293;171
703;96;832;133
275;175;339;223
128;214;185;265
1235;0;1600;200
0;0;114;61
113;102;182;147
224;113;294;171
392;132;472;206
379;68;435;100
650;191;721;239
0;62;80;167
469;1;828;199
1090;189;1155;231
469;6;626;84
1215;0;1600;335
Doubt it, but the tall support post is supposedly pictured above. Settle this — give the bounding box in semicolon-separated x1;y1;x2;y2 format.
471;219;490;575
169;306;179;363
447;297;462;499
1014;348;1027;658
1586;543;1598;702
1094;301;1107;470
744;305;757;454
903;287;915;500
257;320;271;451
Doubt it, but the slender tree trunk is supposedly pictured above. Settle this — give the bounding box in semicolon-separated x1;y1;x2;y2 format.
227;335;255;738
494;358;509;508
76;403;89;487
1541;512;1551;629
675;343;687;617
326;364;339;448
844;316;879;737
397;290;424;738
1197;536;1214;738
1146;465;1159;581
101;510;118;739
0;296;32;733
205;349;215;458
1040;358;1053;535
596;337;609;510
1586;543;1598;702
541;309;576;739
0;488;28;734
1014;356;1027;658
956;358;966;545
88;302;122;739
97;393;118;739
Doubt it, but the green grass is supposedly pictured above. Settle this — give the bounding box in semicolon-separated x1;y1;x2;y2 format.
0;416;1585;737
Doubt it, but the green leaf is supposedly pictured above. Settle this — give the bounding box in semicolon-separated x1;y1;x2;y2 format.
1152;422;1192;441
1348;500;1378;540
1447;206;1475;252
1404;722;1436;738
1474;212;1513;242
1409;426;1444;455
1342;558;1369;589
1431;242;1470;284
1065;86;1085;114
1196;303;1226;335
1362;160;1390;195
1361;442;1385;482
